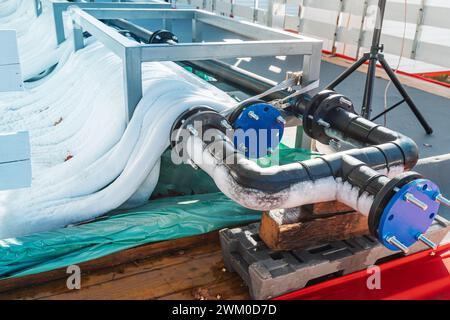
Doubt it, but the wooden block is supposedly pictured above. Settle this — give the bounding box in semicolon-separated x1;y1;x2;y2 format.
302;201;353;216
259;204;369;251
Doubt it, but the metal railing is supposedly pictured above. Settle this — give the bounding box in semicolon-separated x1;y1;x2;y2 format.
171;0;450;70
61;6;322;119
51;0;171;44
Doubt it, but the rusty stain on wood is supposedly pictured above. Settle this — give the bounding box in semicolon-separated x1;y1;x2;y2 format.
259;201;369;251
303;201;353;215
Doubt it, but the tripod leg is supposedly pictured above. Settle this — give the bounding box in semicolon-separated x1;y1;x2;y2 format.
378;55;433;134
361;56;378;119
326;54;369;90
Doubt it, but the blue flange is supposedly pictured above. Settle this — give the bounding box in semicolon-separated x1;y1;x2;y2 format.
378;179;440;251
232;103;285;159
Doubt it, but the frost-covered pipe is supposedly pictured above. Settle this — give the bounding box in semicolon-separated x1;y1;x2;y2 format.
186;134;377;215
177;90;445;252
185;126;407;216
176;89;420;215
0;0;20;18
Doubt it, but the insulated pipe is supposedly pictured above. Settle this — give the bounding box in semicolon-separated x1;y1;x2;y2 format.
175;99;446;254
182;121;416;195
185;129;376;215
187;127;404;198
173;91;450;252
172;91;420;213
341;155;391;196
105;18;155;44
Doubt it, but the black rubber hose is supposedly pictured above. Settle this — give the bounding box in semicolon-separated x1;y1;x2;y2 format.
185;100;419;194
341;155;391;196
196;128;410;195
322;107;418;170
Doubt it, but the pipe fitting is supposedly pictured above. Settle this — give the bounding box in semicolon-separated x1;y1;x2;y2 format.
171;91;440;252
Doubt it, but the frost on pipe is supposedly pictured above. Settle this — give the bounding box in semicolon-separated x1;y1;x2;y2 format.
176;97;415;217
186;135;380;215
0;1;34;25
0;0;21;18
0;41;236;239
0;0;74;81
175;89;447;253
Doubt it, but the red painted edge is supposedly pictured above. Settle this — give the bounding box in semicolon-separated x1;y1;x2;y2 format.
321;49;450;89
274;243;450;300
418;71;450;77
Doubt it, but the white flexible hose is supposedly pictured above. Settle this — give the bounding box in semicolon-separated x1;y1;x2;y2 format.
0;0;73;81
186;135;405;216
0;0;20;18
0;39;235;238
0;0;239;238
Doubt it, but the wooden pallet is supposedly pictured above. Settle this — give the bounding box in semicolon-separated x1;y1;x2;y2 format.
221;218;450;300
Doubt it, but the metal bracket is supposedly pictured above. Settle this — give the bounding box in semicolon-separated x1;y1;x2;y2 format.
410;0;425;59
34;0;43;17
0;132;32;191
0;30;23;92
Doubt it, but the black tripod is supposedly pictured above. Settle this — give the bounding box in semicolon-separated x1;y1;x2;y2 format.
326;0;433;134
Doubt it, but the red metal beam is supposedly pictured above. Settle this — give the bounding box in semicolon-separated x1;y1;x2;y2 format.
275;243;450;300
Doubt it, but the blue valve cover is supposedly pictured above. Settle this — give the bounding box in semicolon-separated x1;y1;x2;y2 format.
378;179;440;251
232;103;284;159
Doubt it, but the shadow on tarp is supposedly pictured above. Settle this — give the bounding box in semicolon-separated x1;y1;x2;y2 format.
0;146;317;279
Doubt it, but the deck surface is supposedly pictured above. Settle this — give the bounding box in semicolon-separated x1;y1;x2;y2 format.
1;53;449;300
0;232;249;300
319;56;450;160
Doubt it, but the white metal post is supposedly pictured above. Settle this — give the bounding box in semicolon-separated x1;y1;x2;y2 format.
331;0;345;55
356;0;369;58
253;0;259;22
411;0;425;59
123;47;143;122
73;24;85;51
267;0;274;27
297;0;305;33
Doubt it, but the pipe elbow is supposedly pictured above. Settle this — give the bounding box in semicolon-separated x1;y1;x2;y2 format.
226;153;309;193
393;135;419;170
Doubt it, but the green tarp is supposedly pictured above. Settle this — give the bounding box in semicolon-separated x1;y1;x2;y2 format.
0;145;319;279
0;193;259;278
